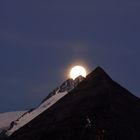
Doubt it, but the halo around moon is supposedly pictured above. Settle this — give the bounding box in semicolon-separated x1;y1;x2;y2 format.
70;65;87;80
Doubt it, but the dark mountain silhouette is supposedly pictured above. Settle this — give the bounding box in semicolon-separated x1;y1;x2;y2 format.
8;67;140;140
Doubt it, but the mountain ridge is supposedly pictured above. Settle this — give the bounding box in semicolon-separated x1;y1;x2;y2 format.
1;76;84;138
7;67;140;140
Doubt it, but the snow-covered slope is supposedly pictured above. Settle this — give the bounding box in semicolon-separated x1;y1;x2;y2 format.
6;92;67;136
0;111;26;132
5;76;84;136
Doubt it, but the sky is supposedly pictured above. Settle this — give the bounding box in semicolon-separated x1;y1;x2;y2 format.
0;0;140;112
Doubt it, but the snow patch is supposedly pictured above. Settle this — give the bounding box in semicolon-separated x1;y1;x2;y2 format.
6;92;67;136
5;76;84;136
0;111;26;130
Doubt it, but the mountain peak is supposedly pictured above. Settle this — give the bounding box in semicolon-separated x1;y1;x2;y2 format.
7;66;140;140
86;66;112;82
94;66;106;73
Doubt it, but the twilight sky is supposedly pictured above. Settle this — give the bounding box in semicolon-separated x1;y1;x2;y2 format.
0;0;140;112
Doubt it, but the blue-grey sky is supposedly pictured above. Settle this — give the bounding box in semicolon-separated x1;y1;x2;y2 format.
0;0;140;112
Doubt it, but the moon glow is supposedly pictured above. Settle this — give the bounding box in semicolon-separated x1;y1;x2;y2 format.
70;66;87;80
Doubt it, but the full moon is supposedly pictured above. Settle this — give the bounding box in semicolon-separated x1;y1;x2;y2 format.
70;65;87;80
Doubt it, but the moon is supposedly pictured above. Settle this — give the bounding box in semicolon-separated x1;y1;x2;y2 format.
70;65;87;80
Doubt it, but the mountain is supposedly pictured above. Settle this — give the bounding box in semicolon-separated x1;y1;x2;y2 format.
7;67;140;140
4;76;84;137
0;111;26;133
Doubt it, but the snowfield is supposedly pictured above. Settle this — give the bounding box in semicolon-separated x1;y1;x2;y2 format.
4;76;84;136
6;92;67;136
0;111;26;132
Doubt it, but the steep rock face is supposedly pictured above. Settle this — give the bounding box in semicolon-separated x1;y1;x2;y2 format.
8;67;140;140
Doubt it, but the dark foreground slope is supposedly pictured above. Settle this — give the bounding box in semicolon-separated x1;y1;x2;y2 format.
8;67;140;140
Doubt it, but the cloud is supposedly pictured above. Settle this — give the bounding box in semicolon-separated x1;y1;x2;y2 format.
0;29;27;45
0;29;92;53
